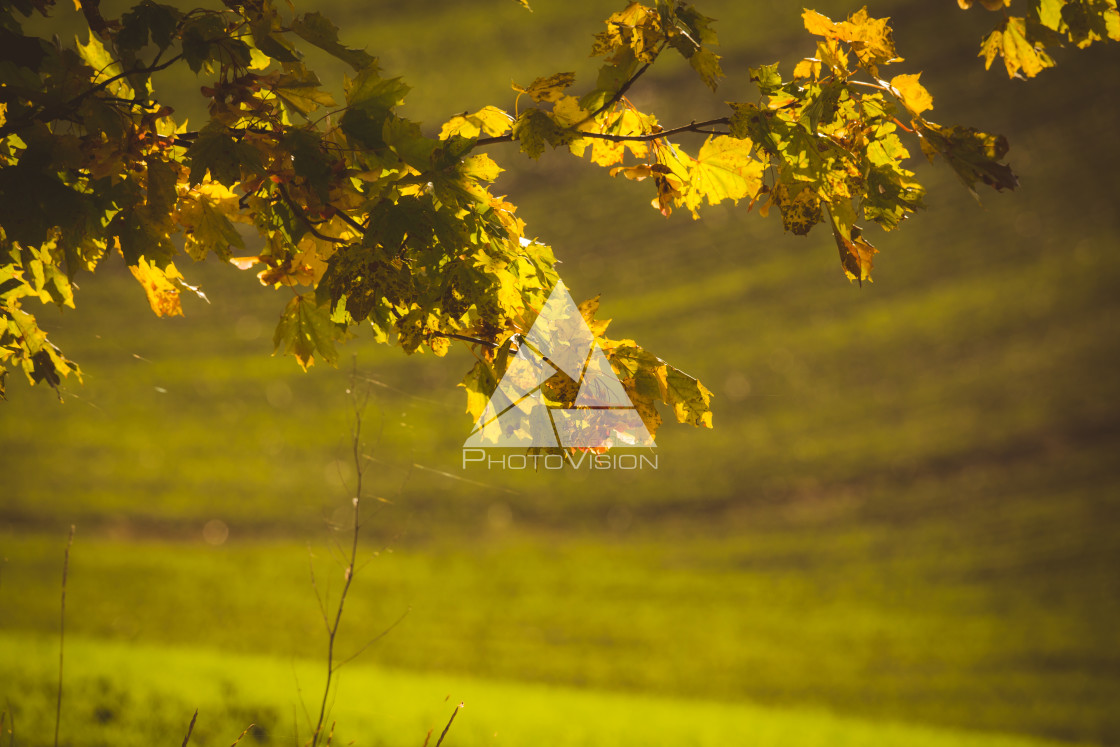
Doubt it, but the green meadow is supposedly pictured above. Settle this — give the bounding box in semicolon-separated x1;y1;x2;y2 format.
3;1;1120;745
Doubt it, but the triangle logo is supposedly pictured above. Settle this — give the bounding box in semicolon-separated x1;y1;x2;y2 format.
464;281;656;449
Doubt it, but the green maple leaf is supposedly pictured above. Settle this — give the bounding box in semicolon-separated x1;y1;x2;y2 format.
117;1;181;52
273;294;348;371
512;108;569;159
177;188;246;261
917;122;1019;197
186;125;263;187
291;12;376;72
273;69;337;118
250;21;300;63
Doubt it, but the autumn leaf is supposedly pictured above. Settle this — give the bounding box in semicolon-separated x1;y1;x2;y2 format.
681;136;765;218
512;108;571;158
273;293;347;370
513;72;576;103
772;183;823;235
290;12;376;71
916;122;1019;197
890;73;933;116
655;363;714;428
980;17;1057;78
176;185;247;261
577;294;612;338
958;0;1013;11
439;106;513;139
802;7;899;75
129;258;205;317
185;124;264;187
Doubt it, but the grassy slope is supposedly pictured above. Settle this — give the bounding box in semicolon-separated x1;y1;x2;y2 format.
3;0;1120;745
1;632;1082;747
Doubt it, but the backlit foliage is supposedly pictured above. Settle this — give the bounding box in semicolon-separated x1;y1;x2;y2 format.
0;0;1113;437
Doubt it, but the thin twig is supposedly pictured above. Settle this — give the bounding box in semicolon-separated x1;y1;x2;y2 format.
434;703;463;747
181;709;199;747
430;332;499;348
330;208;367;234
581;117;730;143
584;41;668;124
290;659;315;736
310;399;366;747
0;53;184;138
332;607;411;672
475;116;730;148
54;525;75;747
308;545;331;633
277;186;349;245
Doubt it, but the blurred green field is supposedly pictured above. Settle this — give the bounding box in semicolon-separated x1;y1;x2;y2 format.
2;632;1086;747
3;0;1120;745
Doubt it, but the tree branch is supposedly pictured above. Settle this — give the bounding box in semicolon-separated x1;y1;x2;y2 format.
582;117;731;142
330;207;367;234
276;186;348;244
0;52;184;139
71;53;185;108
582;41;668;124
474;116;731;148
431;332;499;348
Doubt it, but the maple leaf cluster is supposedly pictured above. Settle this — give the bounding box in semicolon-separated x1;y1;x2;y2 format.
0;0;1114;441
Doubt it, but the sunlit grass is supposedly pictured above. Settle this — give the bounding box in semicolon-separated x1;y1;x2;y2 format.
1;632;1089;747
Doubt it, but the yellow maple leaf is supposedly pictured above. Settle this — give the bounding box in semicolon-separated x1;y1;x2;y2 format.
130;258;188;317
890;72;933;116
681;136;765;218
512;72;576;103
439;105;513;140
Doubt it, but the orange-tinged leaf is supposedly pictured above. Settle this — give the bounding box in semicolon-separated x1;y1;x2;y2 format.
230;256;263;270
609;164;655;181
